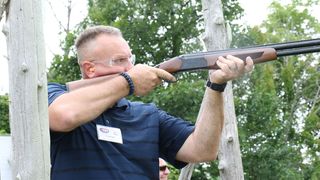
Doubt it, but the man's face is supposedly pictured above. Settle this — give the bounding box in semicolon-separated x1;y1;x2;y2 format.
159;159;170;180
80;34;134;78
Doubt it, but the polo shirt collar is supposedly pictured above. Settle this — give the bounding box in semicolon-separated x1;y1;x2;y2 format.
113;98;129;109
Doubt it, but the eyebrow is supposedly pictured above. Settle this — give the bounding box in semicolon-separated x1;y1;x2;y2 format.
111;53;132;58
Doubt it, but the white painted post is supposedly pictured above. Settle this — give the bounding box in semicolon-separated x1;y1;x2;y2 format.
201;0;244;179
179;0;244;179
4;0;51;179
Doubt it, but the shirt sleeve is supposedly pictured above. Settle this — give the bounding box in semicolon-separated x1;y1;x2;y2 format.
47;82;68;142
48;82;67;105
158;109;194;169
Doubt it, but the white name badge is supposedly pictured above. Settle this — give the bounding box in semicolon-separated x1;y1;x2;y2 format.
96;124;123;144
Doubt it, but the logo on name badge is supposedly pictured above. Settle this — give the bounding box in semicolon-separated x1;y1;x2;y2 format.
99;127;109;133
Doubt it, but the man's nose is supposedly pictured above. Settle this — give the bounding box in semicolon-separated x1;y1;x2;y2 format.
124;63;134;71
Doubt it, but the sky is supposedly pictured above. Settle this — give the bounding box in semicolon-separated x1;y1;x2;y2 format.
1;0;319;95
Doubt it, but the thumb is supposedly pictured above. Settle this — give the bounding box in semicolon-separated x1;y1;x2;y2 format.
244;57;254;73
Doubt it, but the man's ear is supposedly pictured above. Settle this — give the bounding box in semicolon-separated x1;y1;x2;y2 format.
82;61;96;78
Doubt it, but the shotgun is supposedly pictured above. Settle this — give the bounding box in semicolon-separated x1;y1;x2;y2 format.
66;38;320;91
155;38;320;73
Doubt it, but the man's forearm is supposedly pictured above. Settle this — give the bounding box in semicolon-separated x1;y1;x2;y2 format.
49;76;130;132
194;88;224;160
176;88;224;162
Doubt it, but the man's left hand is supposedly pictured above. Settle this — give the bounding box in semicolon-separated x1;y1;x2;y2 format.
209;55;254;84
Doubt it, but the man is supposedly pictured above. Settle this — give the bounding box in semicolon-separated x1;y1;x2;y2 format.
159;158;170;180
48;25;253;179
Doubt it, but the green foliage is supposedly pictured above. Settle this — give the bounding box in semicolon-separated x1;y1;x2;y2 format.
0;94;10;134
88;0;204;66
233;1;320;179
192;162;219;180
167;163;180;180
221;0;244;22
47;54;81;84
47;30;81;84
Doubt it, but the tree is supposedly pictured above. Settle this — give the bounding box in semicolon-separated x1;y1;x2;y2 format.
232;1;320;179
179;0;245;179
0;0;10;136
0;94;9;134
47;0;83;83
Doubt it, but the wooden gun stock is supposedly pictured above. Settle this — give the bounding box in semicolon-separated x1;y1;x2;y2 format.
66;38;320;91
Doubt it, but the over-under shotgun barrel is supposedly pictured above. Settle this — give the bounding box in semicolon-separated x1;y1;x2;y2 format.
156;38;320;74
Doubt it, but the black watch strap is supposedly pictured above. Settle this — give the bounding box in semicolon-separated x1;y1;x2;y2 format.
206;80;227;92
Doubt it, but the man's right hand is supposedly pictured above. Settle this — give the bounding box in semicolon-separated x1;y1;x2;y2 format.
127;64;176;96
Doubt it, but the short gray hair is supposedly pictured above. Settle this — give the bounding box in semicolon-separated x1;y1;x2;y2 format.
75;25;122;63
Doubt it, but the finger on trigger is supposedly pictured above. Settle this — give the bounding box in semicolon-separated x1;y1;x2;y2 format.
155;68;176;82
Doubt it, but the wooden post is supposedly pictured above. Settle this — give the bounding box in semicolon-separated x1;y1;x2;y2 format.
179;0;244;179
4;0;51;179
202;0;244;179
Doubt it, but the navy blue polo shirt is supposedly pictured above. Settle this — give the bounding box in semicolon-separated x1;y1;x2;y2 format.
48;83;194;180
